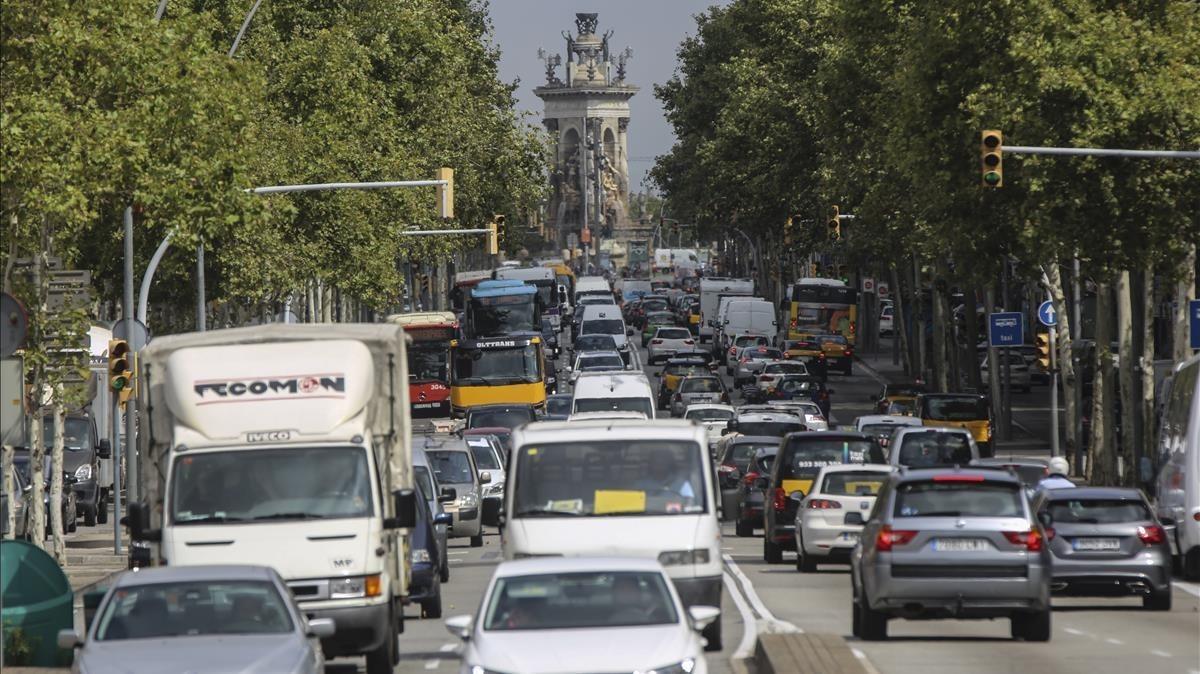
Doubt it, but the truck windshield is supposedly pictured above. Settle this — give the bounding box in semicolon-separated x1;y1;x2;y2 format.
170;447;373;523
34;417;92;452
512;439;706;517
469;295;538;336
452;345;541;385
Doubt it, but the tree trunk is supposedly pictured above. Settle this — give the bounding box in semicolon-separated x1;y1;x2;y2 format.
2;444;14;538
1115;271;1136;485
912;257;926;380
49;399;66;562
890;265;913;378
931;266;949;392
1044;263;1078;469
1140;267;1157;487
29;412;46;548
984;287;1003;439
1089;280;1116;485
1173;243;1196;362
321;281;332;323
964;283;983;393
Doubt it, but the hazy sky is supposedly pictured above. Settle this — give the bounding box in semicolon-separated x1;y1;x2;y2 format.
487;1;725;193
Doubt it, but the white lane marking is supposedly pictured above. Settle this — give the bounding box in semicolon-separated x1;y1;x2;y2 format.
424;660;439;669
722;553;801;633
447;551;469;556
1150;649;1172;658
1105;638;1123;645
1063;627;1090;637
723;571;758;661
852;648;884;674
1175;581;1200;598
440;643;456;652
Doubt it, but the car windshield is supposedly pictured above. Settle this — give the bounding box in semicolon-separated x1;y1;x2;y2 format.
657;328;691;340
468;443;501;471
641;300;668;313
1046;498;1152;524
484;571;677;631
645;312;674;325
922;397;988;421
738;420;805;437
897;432;973;467
860;424;905;446
575;335;618;351
414;466;436;502
727;442;777;469
780;438;882;479
427;451;474;484
680;378;722;393
35;417;92;452
821;471;888;496
468;408;532;430
545;396;573;416
513;439;706;517
895;481;1023;518
573;397;654;418
452;345;541;385
580;354;624;370
685;408;735;422
409;343;449;382
95;581;293;641
171;447;373;523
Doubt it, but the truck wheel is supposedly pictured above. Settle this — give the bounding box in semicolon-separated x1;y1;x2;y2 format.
84;504;97;527
702;617;722;652
365;609;398;674
470;534;484;548
735;519;754;537
96;491;108;524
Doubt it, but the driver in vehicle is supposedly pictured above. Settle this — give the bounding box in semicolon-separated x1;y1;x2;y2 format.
635;450;696;502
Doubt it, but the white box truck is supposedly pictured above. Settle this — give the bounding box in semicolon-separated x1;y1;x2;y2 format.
698;277;754;343
124;324;417;673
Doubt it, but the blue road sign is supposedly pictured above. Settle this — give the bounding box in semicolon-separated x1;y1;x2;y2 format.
1190;299;1200;350
989;311;1024;348
1037;300;1058;327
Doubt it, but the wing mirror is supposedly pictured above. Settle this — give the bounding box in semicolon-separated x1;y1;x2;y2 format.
434;512;453;525
444;614;473;641
479;471;492;485
57;629;81;650
97;439;112;459
386;488;417;529
439;487;458;503
306;617;337;638
788;490;805;502
687;605;721;632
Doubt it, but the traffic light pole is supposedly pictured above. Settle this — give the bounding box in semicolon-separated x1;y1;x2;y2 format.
111;398;122;554
123;207;138;504
1050;323;1059;458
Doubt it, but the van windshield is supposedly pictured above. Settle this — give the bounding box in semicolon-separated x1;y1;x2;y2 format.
896;432;973;467
35;417;92;452
513;439;706;517
573;397;654;418
171;447;373;523
581;319;624;336
427;450;475;485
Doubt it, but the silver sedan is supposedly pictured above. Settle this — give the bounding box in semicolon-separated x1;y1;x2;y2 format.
60;564;333;674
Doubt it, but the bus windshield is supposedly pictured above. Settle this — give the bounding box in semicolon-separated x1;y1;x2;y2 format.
409;342;449;382
469;295;538;336
453;345;542;385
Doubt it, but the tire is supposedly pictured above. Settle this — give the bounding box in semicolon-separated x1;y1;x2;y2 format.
859;596;888;641
1011;609;1051;642
440;558;450;583
365;610;397;674
1184;547;1200;581
702;616;722;652
470;534;484;548
796;537;817;573
735;519;754;537
1143;586;1172;611
97;491;108;524
84;504;97;527
763;536;783;564
422;582;443;619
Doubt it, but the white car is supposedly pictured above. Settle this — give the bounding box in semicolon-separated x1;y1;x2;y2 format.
446;557;716;674
979;351;1032;393
647;326;697;365
853;414;923;452
765;400;828;431
567;410;650;422
755;360;810;393
793;464;893;572
683;404;737;447
723;334;771;373
878;305;894;335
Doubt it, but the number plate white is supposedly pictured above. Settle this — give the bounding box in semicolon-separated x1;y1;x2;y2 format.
933;538;990;552
1071;537;1120;551
841;531;859;541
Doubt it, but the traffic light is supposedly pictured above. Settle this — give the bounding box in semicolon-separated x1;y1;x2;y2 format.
784;215;794;246
827;205;841;242
108;339;133;407
436;167;454;218
837;264;849;283
981;130;1003;187
1036;332;1052;372
486;221;499;255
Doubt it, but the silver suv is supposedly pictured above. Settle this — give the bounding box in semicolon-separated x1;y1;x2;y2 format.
850;467;1052;641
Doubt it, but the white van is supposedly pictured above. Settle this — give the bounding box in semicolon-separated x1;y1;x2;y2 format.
574;276;612;304
502;420;723;650
722;299;777;345
699;278;754;342
578;305;630;357
571;371;655;419
1156;352;1200;579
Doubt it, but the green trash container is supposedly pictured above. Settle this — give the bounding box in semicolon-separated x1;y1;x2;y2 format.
1;539;73;666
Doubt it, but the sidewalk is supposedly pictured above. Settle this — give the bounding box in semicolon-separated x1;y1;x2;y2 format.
62;526;127;594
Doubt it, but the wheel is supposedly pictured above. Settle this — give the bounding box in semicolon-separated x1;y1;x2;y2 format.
851;595;863;638
735;519;754;537
1010;609;1051;641
470;534;484;548
421;581;443;619
763;536;783;564
68;516;78;533
440;558;450;583
84;504;97;527
96;491;108;524
1143;586;1172;611
1183;547;1200;581
701;616;722;652
858;596;888;641
796;536;817;572
365;608;398;674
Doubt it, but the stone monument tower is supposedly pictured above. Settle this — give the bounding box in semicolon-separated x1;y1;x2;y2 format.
536;13;638;256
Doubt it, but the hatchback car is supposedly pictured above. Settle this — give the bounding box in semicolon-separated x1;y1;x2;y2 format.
647;326;697;364
1032;487;1172;610
888;427;980;469
718;440;780;536
794;464;892;572
851;468;1052;641
671;376;730;417
755;361;810;394
422;436;489;547
979;351;1033;393
724;335;771;373
683;404;736;448
641;311;678;346
733;347;784;386
445;557;716;674
59;565;334;674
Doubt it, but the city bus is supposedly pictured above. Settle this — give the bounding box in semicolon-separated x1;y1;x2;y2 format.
449;334;547;416
450;270;493;313
788;277;858;345
494;266;563;331
387;311;458;418
465;280;540;338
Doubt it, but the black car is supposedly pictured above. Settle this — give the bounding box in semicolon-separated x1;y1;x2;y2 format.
12;449;79;537
540;318;560;359
760;432;883;563
715;436;781;534
762;374;834;418
407;483;452;618
34;412;111;526
464;403;537;431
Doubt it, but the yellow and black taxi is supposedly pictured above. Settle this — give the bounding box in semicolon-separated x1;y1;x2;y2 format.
656;355;712;410
783;339;827;376
915;392;993;457
872;381;927;415
815;334;853;375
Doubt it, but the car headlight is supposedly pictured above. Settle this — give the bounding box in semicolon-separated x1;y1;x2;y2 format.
411;548;431;564
657;549;711;566
74;464;92;480
485;481;505;497
329;574;382;599
459;491;479;508
642;658;697;674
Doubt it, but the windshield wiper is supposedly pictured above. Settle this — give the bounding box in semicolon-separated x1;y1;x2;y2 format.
515;508;586;518
175;515;246;524
251;512;327;521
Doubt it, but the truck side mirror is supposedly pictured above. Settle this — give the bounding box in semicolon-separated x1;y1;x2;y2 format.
126;502;160;542
439;487;457;503
387;489;417;529
97;439;112;459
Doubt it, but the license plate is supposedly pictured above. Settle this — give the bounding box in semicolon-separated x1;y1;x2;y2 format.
933;538;989;552
841;532;859;541
1072;537;1120;551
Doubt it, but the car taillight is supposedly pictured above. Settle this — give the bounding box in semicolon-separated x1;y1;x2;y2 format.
743;471;759;485
651;339;663;344
718;463;736;474
846;348;854;357
1003;530;1044;552
806;499;842;510
1137;525;1166;545
773;487;787;512
875;526;917;552
782;353;791;359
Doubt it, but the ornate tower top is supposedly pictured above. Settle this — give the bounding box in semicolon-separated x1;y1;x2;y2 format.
536;12;633;89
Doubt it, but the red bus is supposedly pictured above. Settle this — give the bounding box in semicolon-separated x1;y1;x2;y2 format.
388;311;458;418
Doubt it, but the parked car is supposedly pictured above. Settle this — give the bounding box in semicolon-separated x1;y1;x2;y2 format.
794;464;893;572
1032;487;1172;610
12;449;78;536
851;468;1052;641
979;352;1032;393
879;305;895;336
62;566;334;672
33;412;110;526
